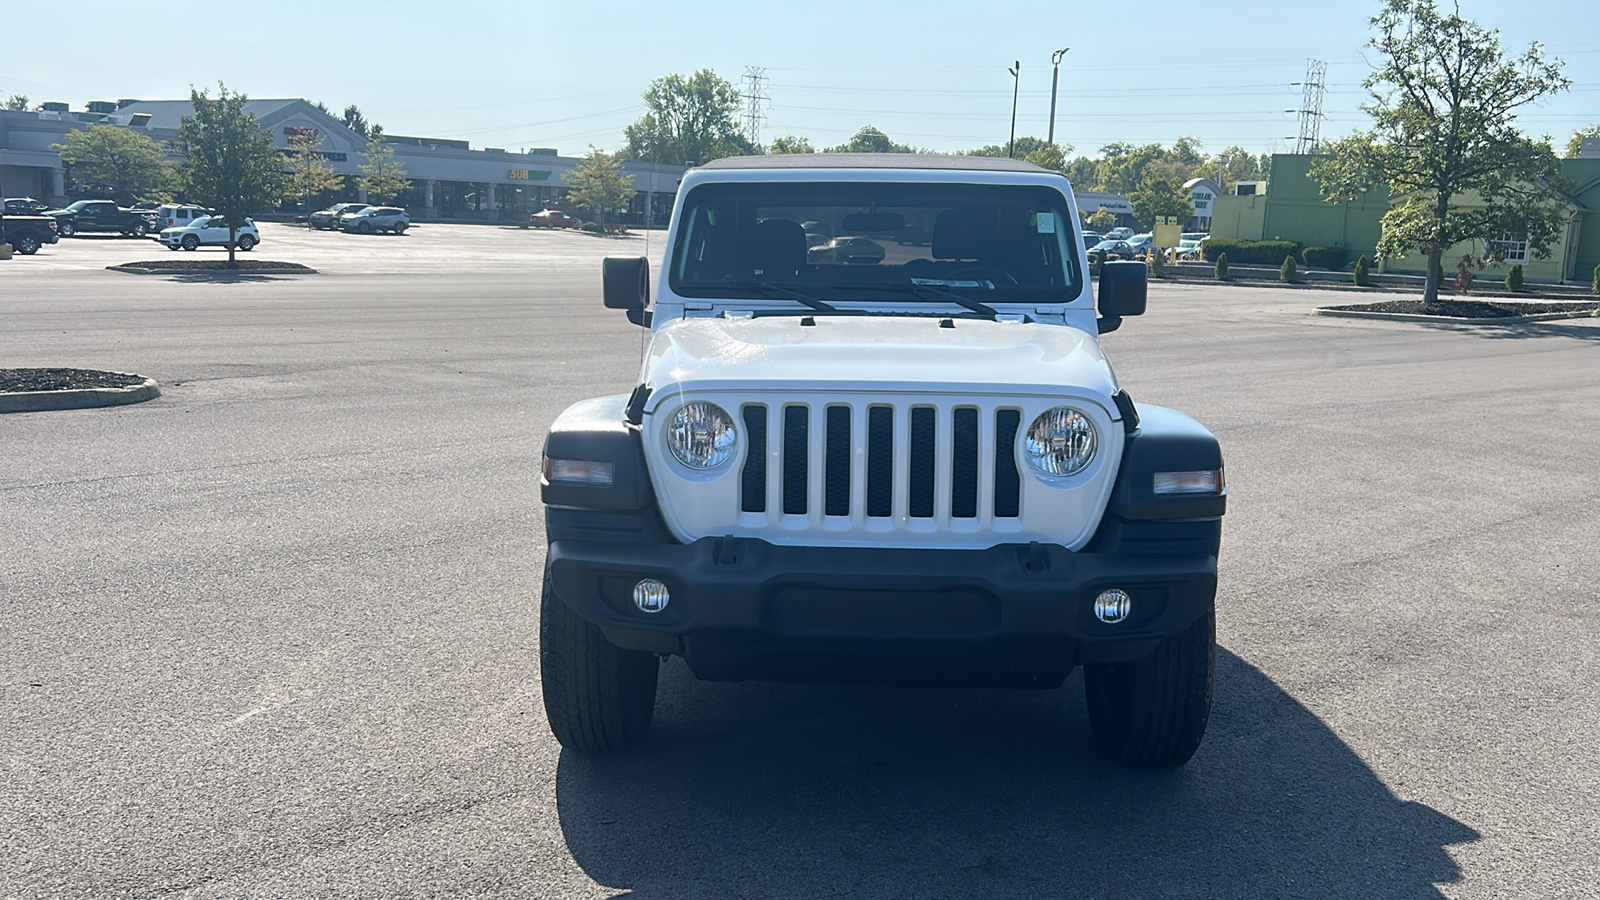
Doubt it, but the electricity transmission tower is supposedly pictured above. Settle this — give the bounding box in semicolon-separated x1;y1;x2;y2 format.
1290;59;1327;154
742;66;768;146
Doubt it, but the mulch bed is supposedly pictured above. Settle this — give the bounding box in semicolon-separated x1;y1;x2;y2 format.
1323;298;1600;318
115;259;315;271
0;368;146;393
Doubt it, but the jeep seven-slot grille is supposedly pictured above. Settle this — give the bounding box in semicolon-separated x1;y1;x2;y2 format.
739;403;1022;521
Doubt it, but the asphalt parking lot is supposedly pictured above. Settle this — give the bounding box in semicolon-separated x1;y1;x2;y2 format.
2;226;1598;898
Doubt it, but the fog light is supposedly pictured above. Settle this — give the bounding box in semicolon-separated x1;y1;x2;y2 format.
633;578;670;614
1093;589;1132;624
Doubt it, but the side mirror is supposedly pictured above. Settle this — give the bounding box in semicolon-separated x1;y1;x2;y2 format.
1097;260;1147;333
603;257;651;327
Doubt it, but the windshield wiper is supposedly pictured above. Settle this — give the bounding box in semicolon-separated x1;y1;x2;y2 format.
687;281;839;313
844;283;1001;319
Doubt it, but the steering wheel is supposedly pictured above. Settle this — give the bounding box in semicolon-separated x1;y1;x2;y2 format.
946;267;1019;285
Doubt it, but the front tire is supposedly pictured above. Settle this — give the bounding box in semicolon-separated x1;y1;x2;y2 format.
181;234;199;251
1084;606;1214;767
539;571;659;752
357;221;373;234
58;220;75;237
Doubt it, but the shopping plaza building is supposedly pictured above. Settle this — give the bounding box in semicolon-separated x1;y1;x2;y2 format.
0;98;687;225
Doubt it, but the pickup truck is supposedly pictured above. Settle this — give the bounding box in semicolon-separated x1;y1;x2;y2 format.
44;199;158;237
1;213;63;254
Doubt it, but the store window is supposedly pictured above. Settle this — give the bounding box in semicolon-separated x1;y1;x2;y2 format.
1485;232;1529;265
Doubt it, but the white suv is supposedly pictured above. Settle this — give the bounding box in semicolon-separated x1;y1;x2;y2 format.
538;155;1226;767
338;206;409;234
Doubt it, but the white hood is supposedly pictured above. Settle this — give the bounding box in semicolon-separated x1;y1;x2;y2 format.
642;315;1119;406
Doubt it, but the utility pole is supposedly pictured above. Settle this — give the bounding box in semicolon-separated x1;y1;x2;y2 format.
1007;61;1020;159
1290;59;1327;154
742;66;768;147
1048;48;1069;146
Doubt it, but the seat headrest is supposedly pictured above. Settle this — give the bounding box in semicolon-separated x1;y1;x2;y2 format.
751;219;807;277
932;208;996;260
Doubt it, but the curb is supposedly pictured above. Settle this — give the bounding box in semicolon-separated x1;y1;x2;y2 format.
1314;308;1600;325
107;265;318;275
0;377;161;414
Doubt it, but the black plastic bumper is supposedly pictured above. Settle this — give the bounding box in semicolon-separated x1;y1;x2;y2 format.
547;537;1216;687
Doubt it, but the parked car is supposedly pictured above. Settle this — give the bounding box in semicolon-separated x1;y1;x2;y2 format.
1126;234;1154;255
157;216;260;251
806;236;886;264
529;209;578;228
310;202;366;230
44;199;157;237
4;197;52;216
1089;239;1138;260
1175;238;1204;261
339;206;409;234
153;204;211;234
0;212;61;254
1081;231;1103;249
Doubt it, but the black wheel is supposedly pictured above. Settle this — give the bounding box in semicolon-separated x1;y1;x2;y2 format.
1084;606;1214;767
58;220;75;237
357;221;373;234
539;569;659;752
181;234;199;251
393;223;407;234
128;222;148;237
14;234;41;254
237;234;256;251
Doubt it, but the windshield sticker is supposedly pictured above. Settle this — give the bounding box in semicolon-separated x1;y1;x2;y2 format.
1035;212;1056;233
911;278;995;290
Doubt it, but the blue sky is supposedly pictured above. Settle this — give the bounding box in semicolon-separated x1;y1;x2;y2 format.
4;1;1596;158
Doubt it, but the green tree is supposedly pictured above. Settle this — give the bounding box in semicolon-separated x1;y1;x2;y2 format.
284;129;345;212
342;104;373;138
967;136;1073;172
566;147;636;228
624;70;753;166
826;126;918;154
767;135;815;154
358;137;410;205
1215;145;1267;192
1309;0;1571;307
178;83;284;266
1566;123;1600;158
4;94;30;111
1129;172;1192;230
51;124;176;204
1087;207;1116;231
1065;156;1101;191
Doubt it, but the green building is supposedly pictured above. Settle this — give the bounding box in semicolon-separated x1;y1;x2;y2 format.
1212;153;1600;284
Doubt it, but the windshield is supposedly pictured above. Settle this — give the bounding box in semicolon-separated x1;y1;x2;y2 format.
668;181;1083;306
65;200;93;211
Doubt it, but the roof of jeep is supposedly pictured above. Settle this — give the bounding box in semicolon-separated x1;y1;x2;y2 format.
697;153;1052;173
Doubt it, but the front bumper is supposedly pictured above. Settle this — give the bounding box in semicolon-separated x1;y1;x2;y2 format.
547;537;1216;686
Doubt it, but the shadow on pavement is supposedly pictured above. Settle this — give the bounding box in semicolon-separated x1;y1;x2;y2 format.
159;272;302;284
1418;316;1600;342
556;649;1476;899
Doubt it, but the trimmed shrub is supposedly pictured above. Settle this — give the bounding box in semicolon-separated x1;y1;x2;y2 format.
1200;238;1299;265
1150;247;1165;276
1214;252;1230;280
1506;264;1524;292
1301;245;1351;270
1354;255;1371;287
1593;263;1599;295
1280;255;1297;282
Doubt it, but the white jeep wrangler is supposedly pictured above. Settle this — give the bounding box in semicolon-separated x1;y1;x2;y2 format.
540;154;1226;767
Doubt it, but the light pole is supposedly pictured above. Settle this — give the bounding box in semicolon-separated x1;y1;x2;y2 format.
1048;48;1069;147
1007;61;1020;159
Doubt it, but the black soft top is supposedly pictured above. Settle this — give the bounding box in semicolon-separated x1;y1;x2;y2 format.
697;153;1052;174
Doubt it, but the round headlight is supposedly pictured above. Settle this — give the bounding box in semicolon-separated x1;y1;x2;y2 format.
1025;406;1097;477
667;401;738;469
